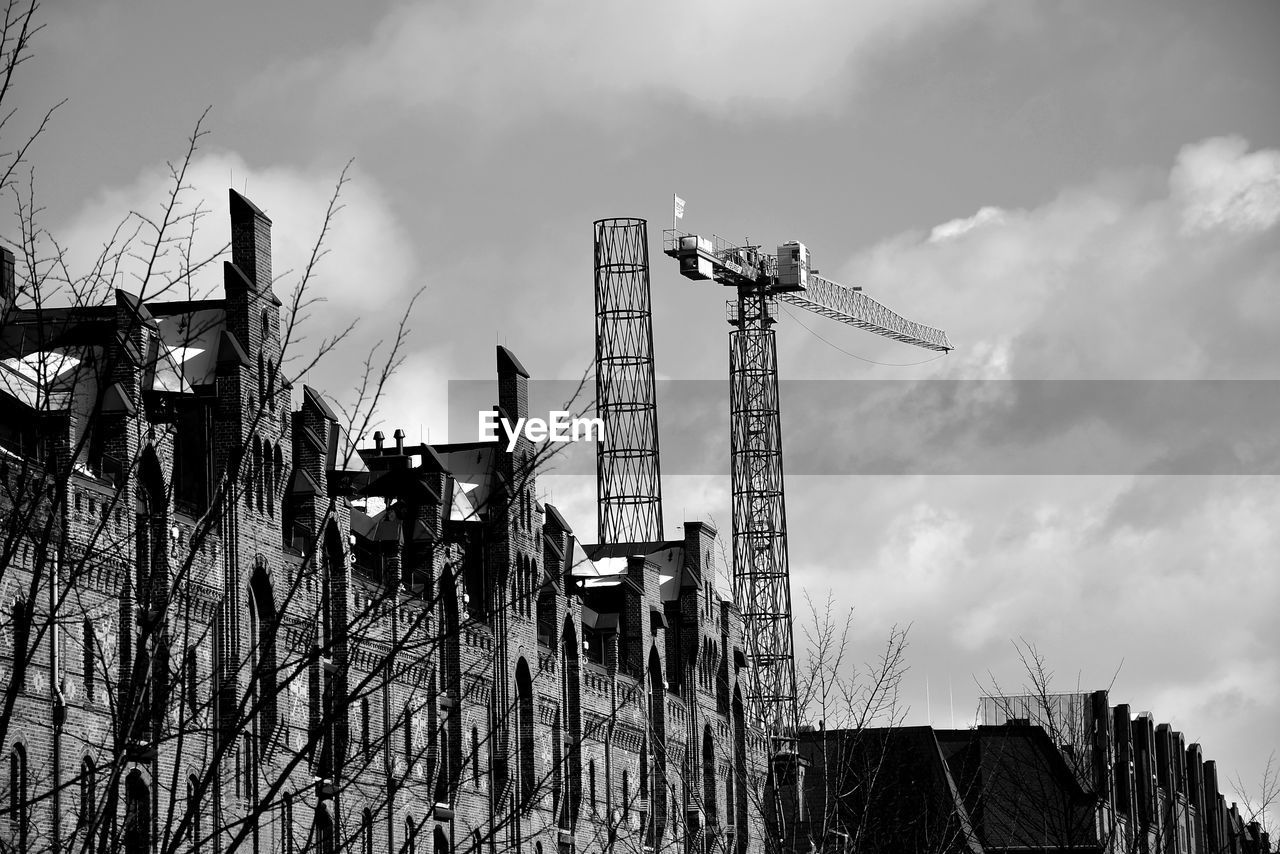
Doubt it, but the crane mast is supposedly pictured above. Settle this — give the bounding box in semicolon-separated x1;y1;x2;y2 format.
664;227;951;844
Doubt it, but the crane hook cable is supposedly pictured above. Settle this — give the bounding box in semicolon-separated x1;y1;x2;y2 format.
779;304;950;368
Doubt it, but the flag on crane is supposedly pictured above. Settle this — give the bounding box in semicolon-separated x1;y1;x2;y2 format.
673;194;685;220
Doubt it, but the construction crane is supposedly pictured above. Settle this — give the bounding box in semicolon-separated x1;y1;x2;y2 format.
663;228;951;835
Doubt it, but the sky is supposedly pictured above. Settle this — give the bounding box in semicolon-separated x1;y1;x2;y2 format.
12;0;1280;819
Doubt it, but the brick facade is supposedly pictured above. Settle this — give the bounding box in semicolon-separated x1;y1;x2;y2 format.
0;191;770;853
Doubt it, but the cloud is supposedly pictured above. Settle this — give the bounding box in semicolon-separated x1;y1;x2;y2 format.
779;136;1280;802
838;136;1280;382
1171;136;1280;236
264;0;988;123
929;205;1007;242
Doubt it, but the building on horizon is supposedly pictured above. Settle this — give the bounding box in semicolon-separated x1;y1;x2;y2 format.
795;689;1271;854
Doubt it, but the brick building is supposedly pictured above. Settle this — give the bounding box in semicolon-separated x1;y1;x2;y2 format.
0;191;769;852
796;691;1272;854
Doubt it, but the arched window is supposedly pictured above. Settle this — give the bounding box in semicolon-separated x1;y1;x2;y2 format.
82;618;96;702
589;759;597;814
646;647;668;845
361;809;374;854
703;725;717;824
253;436;264;513
434;727;451;806
11;598;30;690
361;698;371;759
404;703;414;776
242;733;254;799
315;804;335;854
733;688;750;853
515;658;535;805
123;769;150;854
264;443;275;518
561;621;583;830
434;826;449;854
282;791;294;854
530;559;539;620
185;647;199;717
79;757;96;828
249;563;278;740
403;817;418;854
136;448;168;597
9;745;28;848
187;774;201;851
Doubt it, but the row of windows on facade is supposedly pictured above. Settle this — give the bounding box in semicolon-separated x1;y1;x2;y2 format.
6;744;452;854
4;722;737;850
4;656;746;851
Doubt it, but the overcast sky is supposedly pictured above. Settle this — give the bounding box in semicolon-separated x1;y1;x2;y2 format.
15;0;1280;816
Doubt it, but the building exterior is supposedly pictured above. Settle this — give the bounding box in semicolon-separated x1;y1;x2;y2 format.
0;191;769;853
796;691;1272;854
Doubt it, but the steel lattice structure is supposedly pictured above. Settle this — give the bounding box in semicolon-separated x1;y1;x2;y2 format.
594;218;664;544
729;287;800;744
663;226;950;766
780;274;952;350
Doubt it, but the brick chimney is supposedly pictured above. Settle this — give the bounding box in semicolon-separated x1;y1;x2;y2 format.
229;189;272;289
496;345;529;423
1;246;14;316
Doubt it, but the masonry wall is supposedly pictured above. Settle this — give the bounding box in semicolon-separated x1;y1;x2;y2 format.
0;190;771;854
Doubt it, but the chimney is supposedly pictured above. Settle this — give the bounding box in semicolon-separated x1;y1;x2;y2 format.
229;189;272;289
1;247;14;315
496;346;530;423
683;520;719;584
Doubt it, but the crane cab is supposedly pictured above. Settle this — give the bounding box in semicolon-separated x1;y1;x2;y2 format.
676;234;714;281
775;241;809;292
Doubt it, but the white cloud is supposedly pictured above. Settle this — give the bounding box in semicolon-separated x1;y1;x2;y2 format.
838;136;1280;381
1170;136;1280;236
928;205;1007;242
266;0;988;123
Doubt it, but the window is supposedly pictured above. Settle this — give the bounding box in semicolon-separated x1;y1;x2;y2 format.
361;698;371;759
702;725;717;823
187;775;201;851
79;758;96;828
403;817;418;854
11;598;31;690
471;727;480;787
404;704;414;774
185;648;199;717
124;770;149;854
434;729;451;805
589;759;597;814
9;745;27;848
83;619;96;702
516;659;535;804
623;770;630;819
242;733;254;798
282;792;294;854
362;809;374;854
